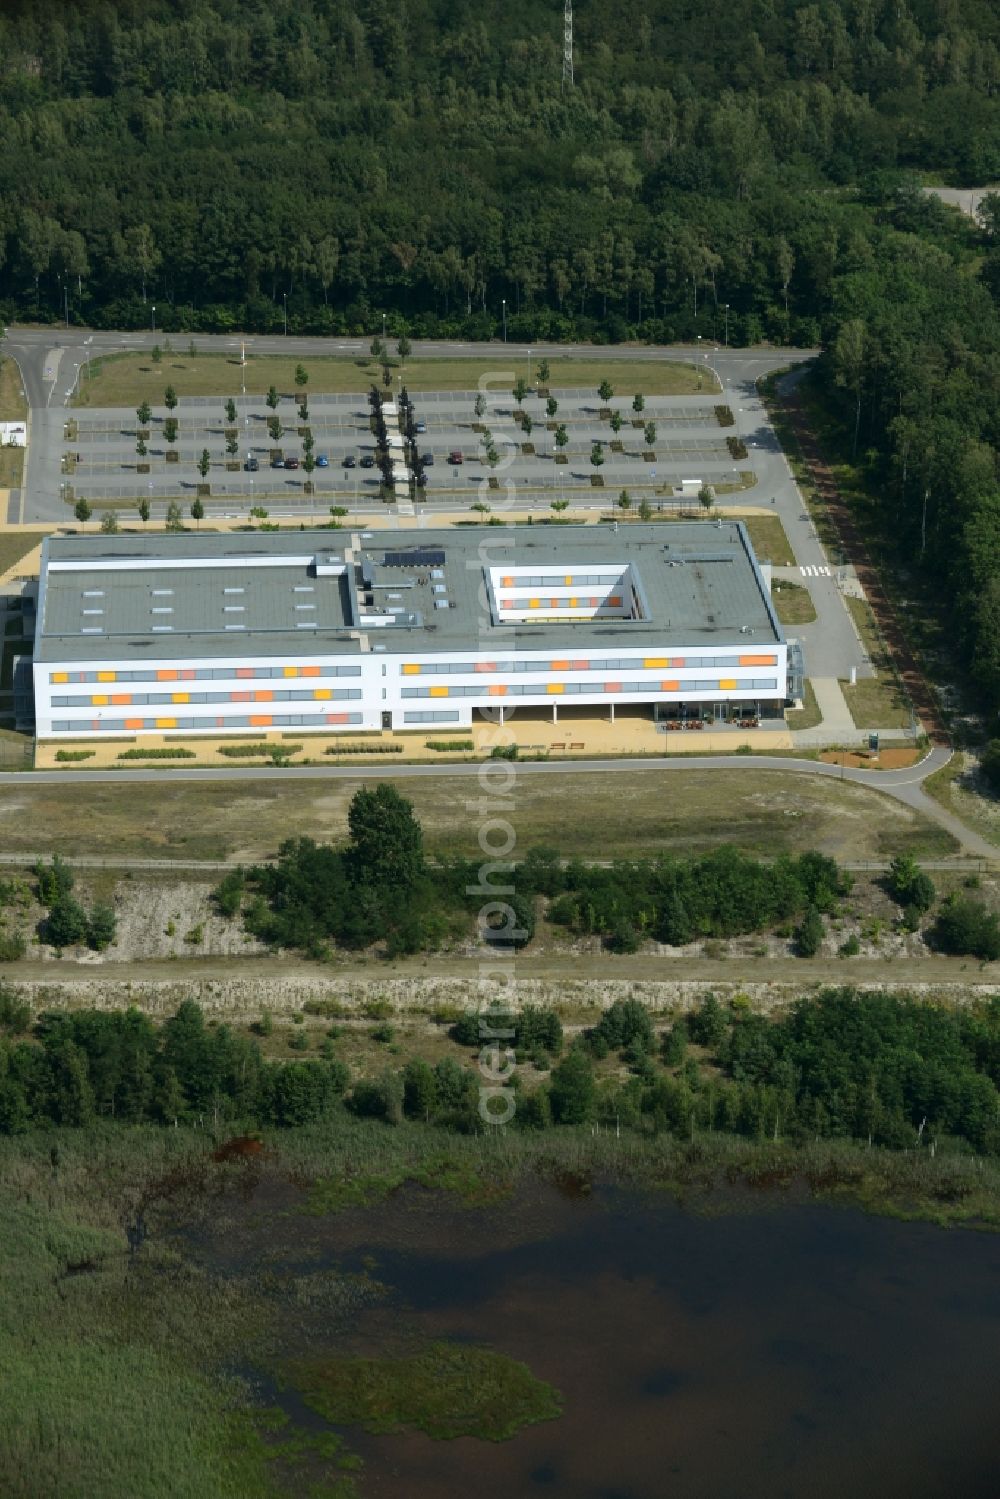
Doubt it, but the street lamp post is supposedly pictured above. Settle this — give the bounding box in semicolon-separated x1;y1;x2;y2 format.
283;294;288;336
502;299;507;343
151;305;156;334
382;312;387;344
724;304;729;347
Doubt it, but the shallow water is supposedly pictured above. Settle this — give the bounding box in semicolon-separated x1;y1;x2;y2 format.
187;1176;1000;1497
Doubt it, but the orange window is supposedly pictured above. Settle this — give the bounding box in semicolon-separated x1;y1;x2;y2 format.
474;661;496;673
501;575;513;586
719;679;737;690
97;671;116;683
429;686;449;698
180;668;196;680
125;718;143;730
608;596;622;607
551;659;569;670
236;667;254;679
589;597;598;607
605;681;622;693
572;660;589;670
550;597;559;608
51;671;68;683
283;666;298;678
739;654;777;666
231;691;251;703
302;665;321;677
660;680;680;692
314;688;332;700
254;689;273;702
111;694;131;706
250;715;272;727
501;599;513;609
327;713;349;724
155;717;177;729
171;692;190;704
156;669;178;682
569;597;578;607
671;657;686;667
529;599;539;609
488;684;507;697
547;683;564;695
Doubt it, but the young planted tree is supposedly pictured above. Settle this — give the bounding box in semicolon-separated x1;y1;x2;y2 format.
512;376;528;407
266;384;279;412
74;497;92;523
197;449;211;483
225;398;237;425
163;416;178;446
164;384;178;414
610;410;623;435
638;497;652;520
554;423;569;454
397;335;411;364
136;436;147;459
190;495;205;526
644;421;657;447
618;489;632;510
138;497;150;524
165;500;184;531
546;396;558;419
598;380;614;403
100;511;119;533
632;393;645;415
537;358;550;384
370;335;384;360
523;414;533;439
268;416;282;444
151;344;162;364
486;444;500;468
474;393;487;420
551;498;569;514
303;450;316;489
298;397;308;423
226;435;239;460
294;363;308;390
698;484;715;514
136;399;151;429
590;441;605;471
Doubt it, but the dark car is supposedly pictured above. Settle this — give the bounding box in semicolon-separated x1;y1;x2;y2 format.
285;456;300;470
422;453;434;466
244;456;259;472
360;454;375;468
270;456;285;469
343;455;356;469
448;450;464;465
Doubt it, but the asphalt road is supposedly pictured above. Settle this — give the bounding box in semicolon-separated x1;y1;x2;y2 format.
0;746;992;859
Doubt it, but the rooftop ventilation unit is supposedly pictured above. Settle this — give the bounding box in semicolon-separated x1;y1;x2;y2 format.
383;549;446;568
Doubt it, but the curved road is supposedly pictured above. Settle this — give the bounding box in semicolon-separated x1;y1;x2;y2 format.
0;745;992;861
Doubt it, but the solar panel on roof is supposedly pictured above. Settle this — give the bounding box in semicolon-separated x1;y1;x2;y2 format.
382;549;445;568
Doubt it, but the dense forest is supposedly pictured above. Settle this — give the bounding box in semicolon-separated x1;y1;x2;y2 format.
4;988;1000;1156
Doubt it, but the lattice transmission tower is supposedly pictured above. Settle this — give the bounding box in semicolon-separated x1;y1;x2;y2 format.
562;0;574;89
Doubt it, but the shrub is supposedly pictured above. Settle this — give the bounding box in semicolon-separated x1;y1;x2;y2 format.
323;743;403;754
425;740;475;752
0;931;25;961
932;895;1000;960
289;1029;311;1051
0;986;30;1030
980;740;1000;793
886;854;935;913
86;903;117;951
218;742;302;757
371;1022;395;1044
839;934;861;956
795;905;824;957
54;749;95;762
714;404;735;426
212;870;245;918
117;747;196;759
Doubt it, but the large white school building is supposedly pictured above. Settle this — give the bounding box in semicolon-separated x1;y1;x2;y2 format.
31;523;793;740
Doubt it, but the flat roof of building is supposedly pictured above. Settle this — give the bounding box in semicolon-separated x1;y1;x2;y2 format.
35;523;783;663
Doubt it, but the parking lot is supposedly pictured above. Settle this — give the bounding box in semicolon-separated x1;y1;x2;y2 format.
61;387;748;517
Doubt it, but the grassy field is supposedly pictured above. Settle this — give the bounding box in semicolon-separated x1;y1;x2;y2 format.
0;356;27;422
0;768;958;864
72;352;709;408
840;596;914;729
0;447;23;488
0;532;45;580
771;580;816;625
924;752;1000;850
785;679;822;731
741;514;795;566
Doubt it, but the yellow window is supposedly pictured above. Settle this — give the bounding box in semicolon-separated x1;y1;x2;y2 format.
314;688;332;700
644;658;667;669
283;666;299;678
719;679;737;690
51;671;68;683
429;686;449;698
171;692;190;704
92;694;108;706
97;671;116;682
402;663;421;675
570;597;578;608
156;718;177;729
529;598;539;609
564;575;573;585
547;683;564;695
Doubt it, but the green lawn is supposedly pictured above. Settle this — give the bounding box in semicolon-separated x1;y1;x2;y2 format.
840;596;915;729
73;352;708;408
742;514;795;566
0;533;44;579
785;679;822;731
0;356;27;422
771;580;817;625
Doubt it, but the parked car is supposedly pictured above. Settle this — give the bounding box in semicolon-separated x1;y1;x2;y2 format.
284;456;300;470
343;455;356;468
315;453;329;468
360;454;375;468
244;456;259;472
270;456;285;469
422;453;434;466
415;419;426;433
448;450;464;464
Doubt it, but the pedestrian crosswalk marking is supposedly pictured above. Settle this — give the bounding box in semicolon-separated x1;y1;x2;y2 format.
799;564;830;577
